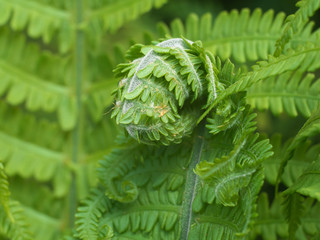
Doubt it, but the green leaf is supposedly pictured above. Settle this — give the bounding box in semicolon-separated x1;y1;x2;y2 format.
76;188;112;240
282;193;305;240
0;200;34;240
0;161;12;221
276;107;320;188
284;157;320;201
274;0;320;56
247;70;320;117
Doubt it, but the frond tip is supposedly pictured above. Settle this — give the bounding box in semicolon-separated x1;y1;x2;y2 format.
112;38;222;145
75;188;112;240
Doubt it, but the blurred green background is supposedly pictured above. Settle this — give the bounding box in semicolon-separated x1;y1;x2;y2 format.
144;0;297;25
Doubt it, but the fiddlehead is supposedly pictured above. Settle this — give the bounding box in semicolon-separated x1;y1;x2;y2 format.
112;38;223;145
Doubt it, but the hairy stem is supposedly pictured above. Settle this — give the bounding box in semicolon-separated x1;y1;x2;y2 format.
180;123;206;239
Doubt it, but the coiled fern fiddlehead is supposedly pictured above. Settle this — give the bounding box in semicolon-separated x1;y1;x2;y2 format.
112;38;224;145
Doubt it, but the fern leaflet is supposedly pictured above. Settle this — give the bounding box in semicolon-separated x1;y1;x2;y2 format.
282;193;305;240
247;70;320;117
274;0;320;56
0;160;12;221
276;107;320;190
75;187;112;240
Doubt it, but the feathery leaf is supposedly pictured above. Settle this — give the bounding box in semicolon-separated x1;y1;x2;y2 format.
247;70;320;117
274;0;320;56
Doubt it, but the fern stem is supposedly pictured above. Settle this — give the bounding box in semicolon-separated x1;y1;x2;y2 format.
180;123;206;240
69;0;85;228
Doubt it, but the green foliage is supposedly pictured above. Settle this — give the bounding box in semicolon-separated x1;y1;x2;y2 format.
157;9;286;62
0;161;34;240
274;0;320;56
282;193;305;239
76;38;274;239
1;0;320;239
0;0;169;239
247;70;320;117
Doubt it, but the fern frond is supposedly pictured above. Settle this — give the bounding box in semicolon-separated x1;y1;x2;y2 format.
252;193;320;239
97;142;141;203
275;107;320;189
22;205;62;240
251;193;288;240
282;193;305;240
0;0;71;51
284;156;320;201
0;102;72;197
0;161;12;221
94;107;271;240
0;0;168;53
0;200;33;240
157;9;286;62
247;70;320;117
274;0;320;56
87;0;168;34
99;37;275;238
112;38;222;145
93;127;270;239
190;169;265;240
75;187;112;240
96;143;186;239
263;134;319;186
5;177;66;239
195;131;272;207
0;28;79;130
199;42;320;122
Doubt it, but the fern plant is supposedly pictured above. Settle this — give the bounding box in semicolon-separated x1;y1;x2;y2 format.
0;0;169;239
73;0;320;239
1;0;320;239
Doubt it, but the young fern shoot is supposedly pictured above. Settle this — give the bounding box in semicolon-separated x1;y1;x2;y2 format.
75;1;320;239
73;37;274;240
111;38;223;145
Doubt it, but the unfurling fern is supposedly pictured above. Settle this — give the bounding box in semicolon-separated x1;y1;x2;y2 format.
111;38;223;145
73;36;275;239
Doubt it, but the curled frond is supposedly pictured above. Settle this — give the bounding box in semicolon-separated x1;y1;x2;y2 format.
112;38;221;145
97;140;141;203
75;188;112;240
